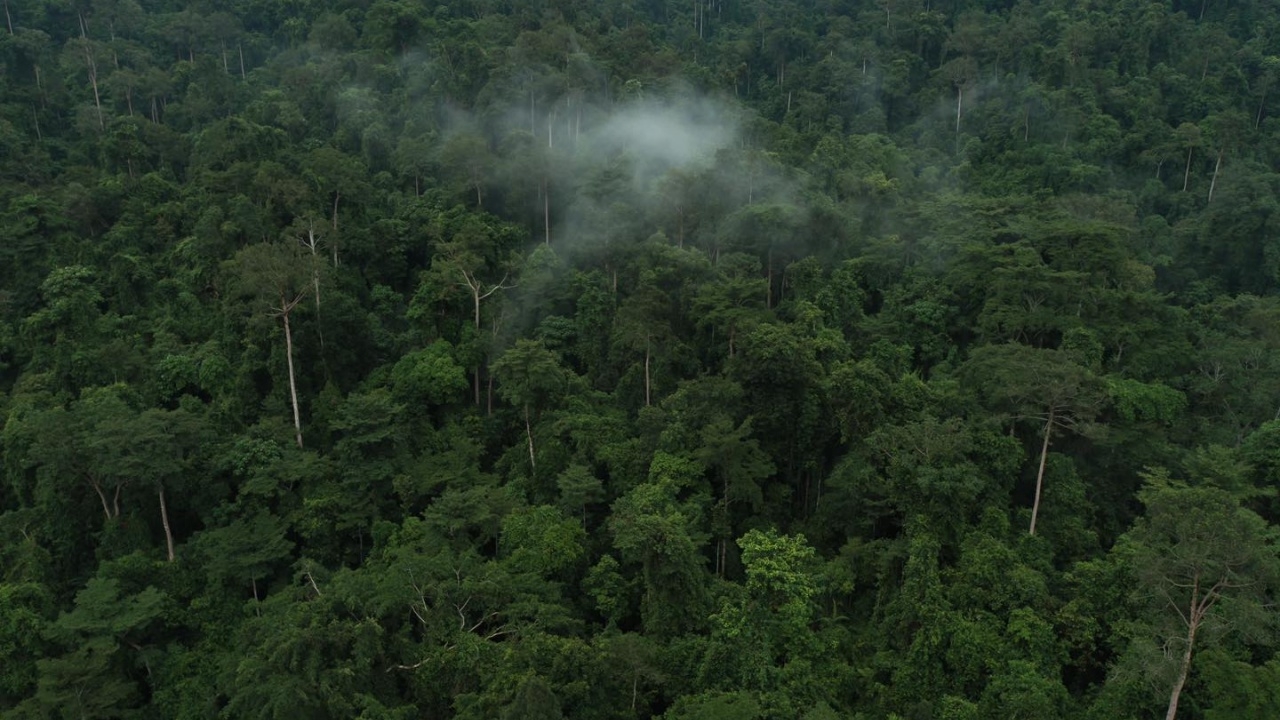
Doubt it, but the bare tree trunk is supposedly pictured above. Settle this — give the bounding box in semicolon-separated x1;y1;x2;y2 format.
766;250;773;308
282;308;303;448
79;15;105;132
89;479;112;521
158;485;175;562
473;289;482;405
955;86;963;134
543;177;551;245
1183;147;1194;192
4;0;12;35
644;336;651;406
1207;148;1222;203
524;404;536;470
238;43;246;79
1029;409;1053;535
1166;595;1200;720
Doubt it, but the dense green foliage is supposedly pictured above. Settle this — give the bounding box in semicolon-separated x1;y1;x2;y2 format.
4;0;1280;717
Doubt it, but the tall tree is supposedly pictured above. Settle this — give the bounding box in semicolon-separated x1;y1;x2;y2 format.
1115;473;1280;720
962;343;1106;534
225;242;311;448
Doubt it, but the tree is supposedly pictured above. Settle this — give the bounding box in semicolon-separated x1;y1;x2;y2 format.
1115;473;1280;720
611;281;670;407
436;130;495;209
694;253;769;359
429;213;518;406
491;339;570;472
962;343;1106;535
706;529;825;700
225;242;311;448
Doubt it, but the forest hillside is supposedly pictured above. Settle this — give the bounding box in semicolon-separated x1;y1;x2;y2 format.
4;0;1280;718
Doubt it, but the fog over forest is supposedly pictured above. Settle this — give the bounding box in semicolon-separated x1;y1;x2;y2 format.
3;0;1280;719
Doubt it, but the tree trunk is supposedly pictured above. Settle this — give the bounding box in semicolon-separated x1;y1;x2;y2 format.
238;43;246;79
282;308;303;448
89;478;112;521
543;177;551;245
766;250;773;309
1207;148;1222;203
473;289;482;406
1166;597;1200;720
1029;409;1053;535
524;404;536;470
3;0;11;34
644;336;651;406
1183;146;1194;192
78;19;105;132
158;484;175;562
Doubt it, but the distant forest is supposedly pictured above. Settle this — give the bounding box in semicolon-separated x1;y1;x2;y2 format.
4;0;1280;718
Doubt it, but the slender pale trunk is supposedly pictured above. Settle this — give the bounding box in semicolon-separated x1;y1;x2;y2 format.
79;16;105;132
524;404;536;470
238;43;246;79
473;289;482;405
1029;409;1053;535
543;178;551;245
1207;148;1222;203
955;86;963;134
158;484;175;562
1183;147;1194;192
4;0;12;34
282;307;303;448
1166;587;1201;720
766;250;773;308
644;335;651;406
90;479;112;520
303;229;324;348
